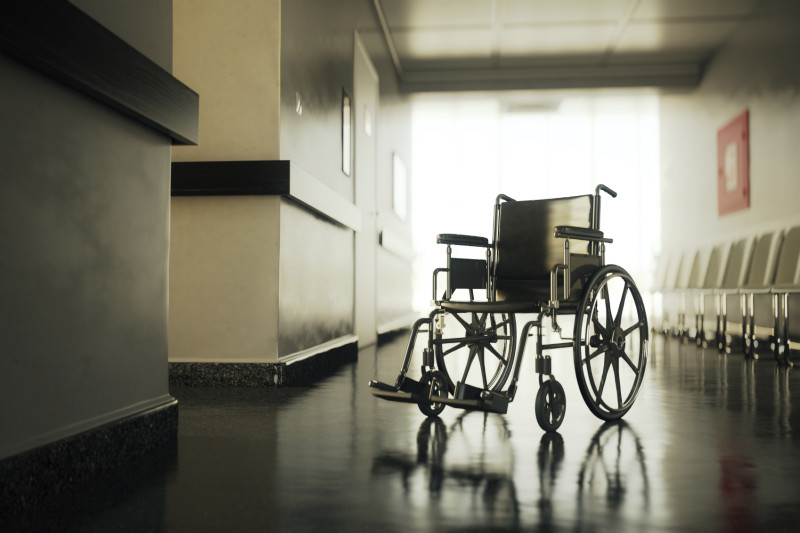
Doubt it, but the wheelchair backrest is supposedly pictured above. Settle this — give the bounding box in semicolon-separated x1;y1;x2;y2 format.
494;195;594;294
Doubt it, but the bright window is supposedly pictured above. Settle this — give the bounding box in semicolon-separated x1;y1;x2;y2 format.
410;92;661;311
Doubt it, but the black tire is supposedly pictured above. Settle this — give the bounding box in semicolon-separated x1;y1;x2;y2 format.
535;379;566;432
418;370;447;417
433;310;516;394
573;265;648;420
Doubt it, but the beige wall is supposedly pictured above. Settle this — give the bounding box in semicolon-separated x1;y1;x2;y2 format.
172;0;281;162
659;0;800;256
170;0;283;363
169;196;281;363
170;0;415;364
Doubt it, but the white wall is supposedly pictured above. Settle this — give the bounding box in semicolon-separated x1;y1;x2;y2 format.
659;0;800;257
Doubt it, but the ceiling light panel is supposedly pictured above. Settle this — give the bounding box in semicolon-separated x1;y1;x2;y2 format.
500;0;632;24
392;28;495;60
379;0;495;29
631;0;759;21
616;20;739;53
500;23;618;56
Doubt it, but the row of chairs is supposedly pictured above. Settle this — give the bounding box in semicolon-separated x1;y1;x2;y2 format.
654;225;800;365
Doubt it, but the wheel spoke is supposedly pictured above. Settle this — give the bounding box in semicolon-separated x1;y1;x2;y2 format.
597;353;612;397
592;313;608;337
473;312;489;332
614;283;629;328
603;285;614;329
488;317;513;333
620;350;640;374
460;344;479;383
485;343;508;365
584;345;609;364
478;348;488;389
622;321;644;337
452;312;476;333
613;358;623;408
440;341;468;357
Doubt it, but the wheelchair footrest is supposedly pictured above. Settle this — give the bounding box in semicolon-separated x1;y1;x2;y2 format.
444;383;509;414
369;380;398;392
438;394;508;414
369;378;425;404
455;382;483;400
482;391;509;414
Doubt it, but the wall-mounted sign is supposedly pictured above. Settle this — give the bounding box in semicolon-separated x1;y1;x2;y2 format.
717;110;749;216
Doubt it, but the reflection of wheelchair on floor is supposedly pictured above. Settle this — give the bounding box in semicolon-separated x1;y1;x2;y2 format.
371;412;519;524
577;421;650;518
370;185;649;431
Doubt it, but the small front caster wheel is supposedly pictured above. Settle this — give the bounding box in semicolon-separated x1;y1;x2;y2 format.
535;379;566;432
418;370;447;417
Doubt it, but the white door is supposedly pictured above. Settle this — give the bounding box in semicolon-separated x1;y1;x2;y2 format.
354;33;379;347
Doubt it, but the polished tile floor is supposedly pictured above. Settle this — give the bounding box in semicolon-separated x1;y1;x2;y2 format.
7;333;800;531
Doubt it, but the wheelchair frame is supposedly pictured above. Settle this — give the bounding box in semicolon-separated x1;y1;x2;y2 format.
369;185;649;432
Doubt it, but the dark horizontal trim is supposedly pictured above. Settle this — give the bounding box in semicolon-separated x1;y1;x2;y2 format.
0;0;198;145
171;160;362;231
172;161;290;196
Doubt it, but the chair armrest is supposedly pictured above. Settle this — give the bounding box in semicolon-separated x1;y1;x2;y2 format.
436;234;490;247
554;226;613;243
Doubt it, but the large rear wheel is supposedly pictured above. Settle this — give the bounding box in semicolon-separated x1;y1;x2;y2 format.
433;310;517;394
574;265;648;420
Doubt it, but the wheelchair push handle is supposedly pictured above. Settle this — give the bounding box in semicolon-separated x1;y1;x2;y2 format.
495;193;515;204
596;184;617;198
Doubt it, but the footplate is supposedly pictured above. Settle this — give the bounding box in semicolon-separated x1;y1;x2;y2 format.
439;382;509;414
370;378;509;414
369;378;425;404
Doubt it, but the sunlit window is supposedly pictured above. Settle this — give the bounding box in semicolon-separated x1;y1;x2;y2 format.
410;92;661;311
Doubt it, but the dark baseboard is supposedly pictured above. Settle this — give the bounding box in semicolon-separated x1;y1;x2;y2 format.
0;398;178;516
169;340;358;387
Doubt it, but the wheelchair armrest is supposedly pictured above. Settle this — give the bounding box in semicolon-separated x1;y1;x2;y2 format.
437;234;490;247
554;226;613;243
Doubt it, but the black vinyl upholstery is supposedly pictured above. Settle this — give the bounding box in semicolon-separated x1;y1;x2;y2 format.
437;234;489;247
494;195;594;302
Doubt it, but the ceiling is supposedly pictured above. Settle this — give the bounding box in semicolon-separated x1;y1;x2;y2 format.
372;0;762;92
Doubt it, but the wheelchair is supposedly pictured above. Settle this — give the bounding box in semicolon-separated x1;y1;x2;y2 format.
369;185;649;432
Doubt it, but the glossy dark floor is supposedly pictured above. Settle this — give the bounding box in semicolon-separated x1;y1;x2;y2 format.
9;334;800;532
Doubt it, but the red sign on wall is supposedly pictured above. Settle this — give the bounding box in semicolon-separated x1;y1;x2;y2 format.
717;110;750;216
